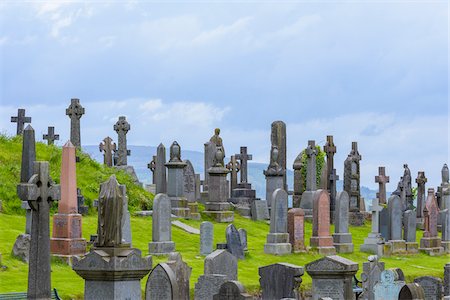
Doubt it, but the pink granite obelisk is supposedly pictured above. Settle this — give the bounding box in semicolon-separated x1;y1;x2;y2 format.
50;141;86;258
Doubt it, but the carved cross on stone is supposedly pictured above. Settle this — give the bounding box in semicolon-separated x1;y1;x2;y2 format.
148;155;156;184
11;108;31;135
113;116;131;166
375;167;390;205
324;135;336;174
99;136;116;167
235;146;252;184
17;161;60;299
65;98;85;148
305;140;317;191
351;141;362;161
42;126;59;145
226;155;241;191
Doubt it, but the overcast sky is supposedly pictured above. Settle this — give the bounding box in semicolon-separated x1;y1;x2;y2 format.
0;1;448;189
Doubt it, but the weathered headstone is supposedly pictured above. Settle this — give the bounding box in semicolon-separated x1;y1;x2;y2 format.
419;188;444;255
402;164;414;210
373;269;406;299
386;194;406;254
166;252;192;300
292;153;304;208
398;283;426;300
226;224;245;259
113;116;131;166
200;221;214;256
264;145;284;208
194;250;238;300
288;208;306;252
379;207;390;241
416;171;427;224
11;108;31;135
333;191;353;253
344;142;362;212
50;141;87;259
42;126;59;145
145;263;178;300
324;135;337;212
65;98;84;148
119;183;132;245
414;276;442;300
403;210;418;253
442;164;450;210
300;140;318;214
306;255;358;300
360;199;384;255
149;193;175;254
238;228;247;251
359;255;385;300
203;141;217;195
99;136;116;167
270;121;287;189
155;143;167;194
310;190;336;255
213;281;252;300
250;200;269;221
183;160;196;202
375;166;389;205
329;169;339;221
444;263;450;296
259;263;304;300
17;161;60;299
442;209;450;253
264;188;291;255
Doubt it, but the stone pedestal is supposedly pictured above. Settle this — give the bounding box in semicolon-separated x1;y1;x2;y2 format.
405;242;419;254
265;175;283;208
349;211;365;226
360;233;384;255
73;248;152;300
264;233;291;255
332;233;354;253
166;159;190;218
228;183;259;218
148;241;176;255
387;240;407;254
188;202;201;220
204;166;233;223
442;240;450;253
419;237;444;255
310;236;336;255
50;214;87;258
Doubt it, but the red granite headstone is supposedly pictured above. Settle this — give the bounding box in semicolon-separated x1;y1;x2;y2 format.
287;208;306;252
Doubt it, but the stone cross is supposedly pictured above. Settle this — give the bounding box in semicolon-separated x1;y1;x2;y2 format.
305;140;317;191
42;126;59;145
21;125;36;234
113;116;131;166
235;146;252;184
416;171;427;219
370;199;383;234
11;108;31;135
226;155;240;191
99;136;116;167
324;135;336;190
17;161;60;299
351;141;362;160
147;155;156;184
65;98;85;148
375;167;390;204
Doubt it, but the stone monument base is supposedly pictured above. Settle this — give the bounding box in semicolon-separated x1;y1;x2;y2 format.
332;233;354;253
387;240;407;254
169;197;190;218
188;202;201;220
200;191;209;204
203;211;234;223
405;242;418;254
148;241;175;255
416;218;424;230
360;233;384;255
50;238;87;256
442;241;450;253
419;237;444;256
310;236;336;255
264;233;291;255
349;211;365;226
195;274;228;300
72;247;152;300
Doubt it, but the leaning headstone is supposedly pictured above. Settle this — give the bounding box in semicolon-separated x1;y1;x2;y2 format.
99;136;116;167
264;188;291;255
166;252;192;300
77;188;88;215
270;120;287;189
292;153;304;208
373;269;406;300
306;255;358;300
145;263;178;300
360;199;384;255
50;141;87;260
300;140;318;215
333;191;353;253
42;126;59;145
288;208;306;252
403;210;418;253
416;171;427;226
264;145;284;208
419;188;444;255
200;221;214;256
359;255;385;300
310;190;336;255
194;249;238;300
414;276;442;300
149;194;175;254
238;228;247;251
398;283;426;300
213;281;252;300
65;98;84;148
387;195;406;254
250;200;269;221
226;224;245;259
259;262;304;300
442;209;450;253
73;175;152;300
11;108;31;135
17;161;61;299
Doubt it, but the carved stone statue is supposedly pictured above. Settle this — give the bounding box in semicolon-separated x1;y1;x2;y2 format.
210;128;225;157
96;175;124;248
264;145;283;176
214;147;225;167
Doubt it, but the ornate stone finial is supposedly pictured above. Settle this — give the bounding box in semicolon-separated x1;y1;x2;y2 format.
169;141;182;163
214;147;225;167
442;164;449;183
264;145;283;176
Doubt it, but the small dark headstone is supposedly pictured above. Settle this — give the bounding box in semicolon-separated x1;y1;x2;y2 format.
226;224;245;259
398;283;426;300
259;262;304;300
414;276;442;300
213;281;253;300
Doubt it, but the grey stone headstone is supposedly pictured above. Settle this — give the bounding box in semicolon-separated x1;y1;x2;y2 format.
184;160;196;202
238;228;247;251
145;263;178;300
119;184;132;245
148;193;175;254
403;210;416;242
213;280;252;300
416;171;427;218
334;191;350;234
379;207;390;241
443;209;450;241
204;141;217;191
444;263;450;296
259;263;304;300
166;252;192;300
388;195;403;240
155;143;167;194
398;283;426;300
113;116;131;166
305;140;317;191
270;188;288;234
195;274;228;300
360;255;385;300
226;224;244;260
414;276;442;300
271;121;287;189
204;249;237;280
200;221;214;256
251;200;269;221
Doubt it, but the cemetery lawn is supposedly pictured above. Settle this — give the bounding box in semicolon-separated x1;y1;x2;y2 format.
1;213;449;299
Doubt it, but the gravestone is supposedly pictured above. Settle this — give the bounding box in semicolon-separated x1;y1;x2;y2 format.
238;228;247;251
259;262;304;300
65;98;85;148
444;263;450;296
203;141;217;196
292;153;304;208
324;135;337;214
145;263;178;300
213;281;252;300
155;143;167;194
264;188;291;255
310;190;336;255
344;142;362;212
373;269;406;300
419;188;444;255
387;195;406;254
200;221;214;256
442;164;450;210
416;171;427;224
402;164;414;210
414;276;442;300
50;141;87;260
17;161;60;299
288;208;306;252
204;147;233;222
119;183;132;245
379;207;390;241
149;193;175;254
250;200;269;221
73;175;152;300
166;252;192;300
165;142;190;218
398;283;426;300
264;145;284;208
194;249;238;300
42;126;59;145
184;160;200;219
300;140;318;215
360;255;385;300
403;210;418;253
77;188;88;215
442;209;450;253
226;224;245;259
306;255;358;300
99;136;116;167
113;116;131;166
226;155;240;191
270;121;287;189
329;169;339;221
11;108;31;135
360;199;384;255
375;166;389;205
333;191;353;253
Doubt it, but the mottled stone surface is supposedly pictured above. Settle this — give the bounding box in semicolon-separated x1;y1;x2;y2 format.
99;136;116;167
416;171;427;219
344;142;362;211
264;189;291;255
226;224;244;260
360;255;385;300
20;125;36;234
238;228;247;251
398;283;426;300
292;153;304;208
333;191;353;253
149;194;175;254
42;126;59;145
388;195;403;241
375;166;389;205
166;252;192;300
11;108;31;135
213;280;253;300
444;263;450;296
200;221;214;256
11;233;30;263
414;276;442;300
184;160;197;202
250;200;269;221
310;190;335;254
113;116;130;166
288;208;306;252
155;143;167;194
270;121;287;189
259;262;304;300
373;269;405;300
145;263;178;300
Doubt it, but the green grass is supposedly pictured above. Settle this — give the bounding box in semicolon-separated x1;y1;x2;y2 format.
0;213;448;298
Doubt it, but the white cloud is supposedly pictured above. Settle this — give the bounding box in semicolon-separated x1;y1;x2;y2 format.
191;16;253;46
